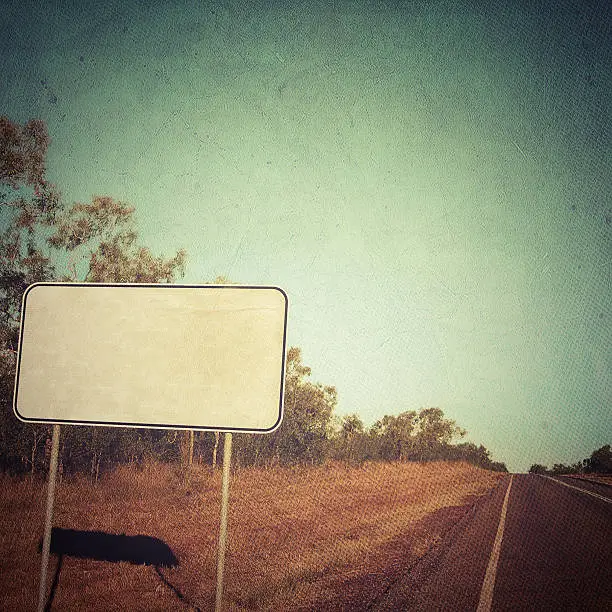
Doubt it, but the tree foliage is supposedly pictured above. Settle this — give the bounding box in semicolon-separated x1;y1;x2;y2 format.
330;414;371;464
0;116;186;476
233;347;337;466
585;444;612;474
528;464;548;474
0;116;49;188
529;444;612;476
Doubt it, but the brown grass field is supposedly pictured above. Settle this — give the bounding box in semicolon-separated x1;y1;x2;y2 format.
0;460;503;610
567;473;612;486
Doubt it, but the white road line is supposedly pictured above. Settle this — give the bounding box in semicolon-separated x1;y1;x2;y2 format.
476;475;514;612
541;475;612;504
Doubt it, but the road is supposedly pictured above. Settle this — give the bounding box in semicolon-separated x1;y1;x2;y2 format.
373;474;612;611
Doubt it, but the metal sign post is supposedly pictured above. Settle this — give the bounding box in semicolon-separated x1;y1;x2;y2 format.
215;432;233;612
38;423;60;612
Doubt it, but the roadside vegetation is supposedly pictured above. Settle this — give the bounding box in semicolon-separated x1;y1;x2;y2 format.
0;460;503;610
528;445;612;476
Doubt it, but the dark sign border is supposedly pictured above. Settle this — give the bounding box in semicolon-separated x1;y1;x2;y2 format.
13;283;288;433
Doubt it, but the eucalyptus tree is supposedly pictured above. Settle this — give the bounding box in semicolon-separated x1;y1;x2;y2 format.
233;347;337;466
413;407;466;461
0;116;186;475
370;411;418;461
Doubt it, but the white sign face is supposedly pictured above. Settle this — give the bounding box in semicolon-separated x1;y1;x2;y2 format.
14;283;287;432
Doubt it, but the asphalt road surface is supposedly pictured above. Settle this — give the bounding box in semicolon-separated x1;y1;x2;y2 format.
373;474;612;611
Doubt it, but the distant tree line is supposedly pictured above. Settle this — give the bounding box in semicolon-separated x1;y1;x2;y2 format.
231;347;507;472
528;445;612;476
0;116;507;479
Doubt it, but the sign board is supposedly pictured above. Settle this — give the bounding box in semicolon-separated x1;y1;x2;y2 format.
14;283;287;432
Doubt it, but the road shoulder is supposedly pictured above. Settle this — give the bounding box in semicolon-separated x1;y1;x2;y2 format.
372;475;512;611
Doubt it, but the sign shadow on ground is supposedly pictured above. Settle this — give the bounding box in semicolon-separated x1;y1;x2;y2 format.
39;528;197;611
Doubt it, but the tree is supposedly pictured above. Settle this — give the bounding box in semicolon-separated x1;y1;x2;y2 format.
488;461;508;473
331;413;370;464
1;117;58;474
528;445;611;478
413;407;465;461
272;347;336;464
0;116;187;476
528;464;548;474
0;116;49;188
233;347;337;466
551;463;570;475
47;196;186;283
585;444;612;474
370;411;418;461
339;414;365;439
368;407;467;462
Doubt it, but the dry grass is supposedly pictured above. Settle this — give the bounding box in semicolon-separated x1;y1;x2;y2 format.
567;473;612;486
0;460;503;610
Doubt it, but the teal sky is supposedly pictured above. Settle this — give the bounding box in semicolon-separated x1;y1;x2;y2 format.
2;0;610;472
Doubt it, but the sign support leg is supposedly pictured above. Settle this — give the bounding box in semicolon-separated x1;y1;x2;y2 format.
38;423;60;612
215;432;233;612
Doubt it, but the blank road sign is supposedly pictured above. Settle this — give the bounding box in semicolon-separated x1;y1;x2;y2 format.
14;283;287;432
